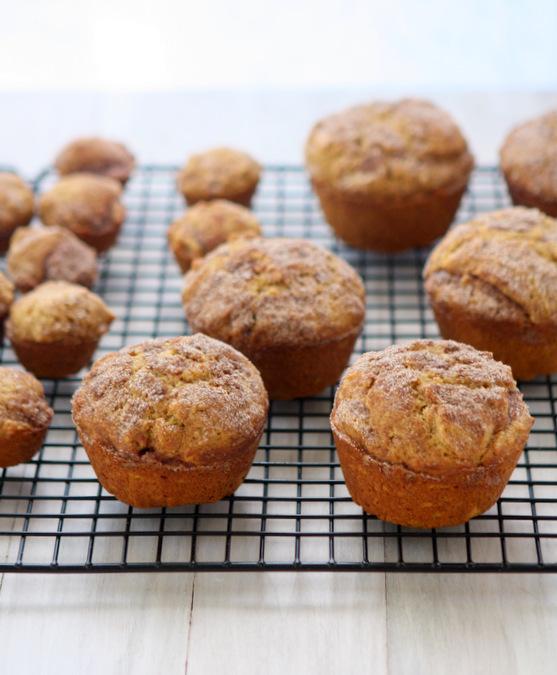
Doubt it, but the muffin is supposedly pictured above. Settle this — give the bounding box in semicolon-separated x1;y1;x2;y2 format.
423;207;557;380
0;272;14;341
6;280;115;378
182;237;365;399
38;173;126;252
305;99;474;252
0;172;35;253
0;366;53;467
168;199;261;272
7;226;98;292
330;340;533;529
177;147;261;207
72;334;269;508
500;110;557;217
55;137;136;184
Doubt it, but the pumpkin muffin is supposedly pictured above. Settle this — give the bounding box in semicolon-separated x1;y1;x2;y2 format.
182;237;365;399
6;280;115;378
500;110;557;217
38;173;126;252
7;226;98;292
177;147;261;207
0;172;35;253
305;99;474;252
55;137;136;184
0;366;53;467
168;199;261;272
0;272;14;341
424;207;557;380
330;340;533;529
72;334;269;508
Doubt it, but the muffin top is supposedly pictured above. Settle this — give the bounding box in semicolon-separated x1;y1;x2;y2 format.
168;199;261;272
182;237;365;351
331;339;533;475
39;173;125;240
305;99;474;200
0;272;14;316
0;366;53;437
55;137;135;184
7;226;98;292
500;111;557;203
7;280;114;344
177;147;261;203
0;172;34;233
72;334;269;464
423;207;557;327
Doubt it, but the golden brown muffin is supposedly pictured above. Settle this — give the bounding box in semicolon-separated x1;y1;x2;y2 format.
55;137;136;184
330;340;533;529
500;111;557;217
38;173;126;252
0;172;35;253
423;207;557;380
168;199;262;273
177;147;261;206
0;366;53;467
0;272;14;341
6;280;115;378
182;237;365;399
305;99;474;252
72;334;269;508
7;226;98;292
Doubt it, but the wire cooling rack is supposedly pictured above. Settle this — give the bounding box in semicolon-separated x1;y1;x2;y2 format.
0;165;556;573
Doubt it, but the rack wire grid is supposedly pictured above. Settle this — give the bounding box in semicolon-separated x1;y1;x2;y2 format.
0;164;556;574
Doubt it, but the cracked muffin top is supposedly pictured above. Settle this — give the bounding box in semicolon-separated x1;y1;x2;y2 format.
0;172;34;236
0;272;14;317
7;226;98;292
168;199;261;273
55;137;135;184
331;339;533;475
182;237;365;351
423;207;557;327
0;366;53;437
305;98;474;200
500;111;557;204
72;333;269;464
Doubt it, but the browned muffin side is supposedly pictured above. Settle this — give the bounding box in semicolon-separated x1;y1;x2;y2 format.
305;99;474;251
39;173;125;252
182;237;365;399
177;147;261;206
330;340;533;528
6;280;115;378
424;207;557;380
0;366;53;467
72;334;269;508
168;199;261;272
0;272;14;341
55;137;135;184
0;172;34;253
7;226;98;292
500;111;557;216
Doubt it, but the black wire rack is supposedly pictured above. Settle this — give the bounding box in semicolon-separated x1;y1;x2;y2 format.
0;165;556;573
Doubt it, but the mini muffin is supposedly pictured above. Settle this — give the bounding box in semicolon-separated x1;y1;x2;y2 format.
7;226;98;292
0;366;53;467
38;173;126;252
424;207;557;380
72;334;269;508
182;237;365;399
177;147;261;207
6;280;115;378
330;340;533;529
0;172;35;253
0;272;14;341
500;110;557;217
55;137;136;184
305;99;474;252
168;199;261;272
